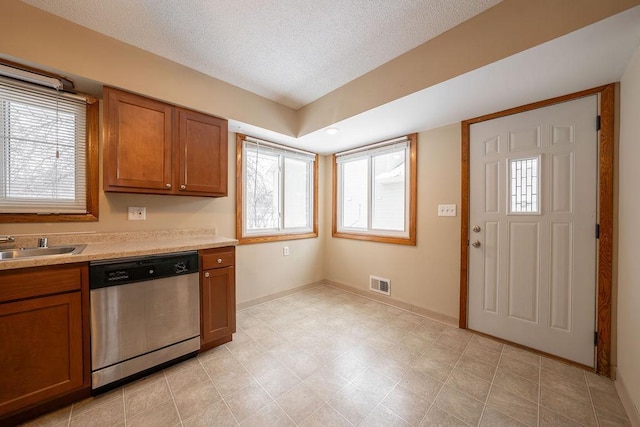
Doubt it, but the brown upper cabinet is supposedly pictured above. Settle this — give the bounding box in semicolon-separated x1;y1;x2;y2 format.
103;87;228;197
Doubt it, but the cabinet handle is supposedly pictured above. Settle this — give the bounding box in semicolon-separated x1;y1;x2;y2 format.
180;184;186;190
217;258;222;264
204;272;210;278
165;183;172;189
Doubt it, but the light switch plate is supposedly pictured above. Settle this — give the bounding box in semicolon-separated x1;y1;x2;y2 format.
438;204;457;217
128;206;146;220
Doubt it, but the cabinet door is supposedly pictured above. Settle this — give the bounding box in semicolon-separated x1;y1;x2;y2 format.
201;266;236;345
104;87;173;193
176;108;228;196
0;292;83;415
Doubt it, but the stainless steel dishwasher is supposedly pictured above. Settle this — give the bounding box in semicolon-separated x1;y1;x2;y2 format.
89;251;200;391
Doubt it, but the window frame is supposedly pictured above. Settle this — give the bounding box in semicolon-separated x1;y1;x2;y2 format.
0;80;99;223
236;134;318;244
332;133;417;245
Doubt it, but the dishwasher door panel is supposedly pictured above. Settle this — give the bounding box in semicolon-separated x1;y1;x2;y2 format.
91;273;199;370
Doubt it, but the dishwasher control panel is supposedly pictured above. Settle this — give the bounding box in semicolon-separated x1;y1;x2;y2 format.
89;251;199;289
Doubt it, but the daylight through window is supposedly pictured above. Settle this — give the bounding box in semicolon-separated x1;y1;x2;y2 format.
0;77;87;214
334;134;417;245
238;135;317;243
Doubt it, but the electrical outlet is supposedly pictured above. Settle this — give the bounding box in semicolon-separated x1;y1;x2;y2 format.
283;246;290;256
128;206;146;220
437;204;457;217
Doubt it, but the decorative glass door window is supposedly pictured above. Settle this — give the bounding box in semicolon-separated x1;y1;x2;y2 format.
509;156;540;214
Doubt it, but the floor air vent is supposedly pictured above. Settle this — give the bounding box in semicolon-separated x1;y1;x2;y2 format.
370;275;390;295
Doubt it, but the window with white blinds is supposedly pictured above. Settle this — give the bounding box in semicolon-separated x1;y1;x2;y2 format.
334;134;417;245
0;77;87;214
238;135;318;243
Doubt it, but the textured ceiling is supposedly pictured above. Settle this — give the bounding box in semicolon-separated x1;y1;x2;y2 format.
20;0;502;109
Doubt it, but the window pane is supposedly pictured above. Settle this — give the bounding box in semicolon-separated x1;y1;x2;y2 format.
372;150;405;231
245;150;279;230
510;157;539;213
284;157;310;229
341;158;368;229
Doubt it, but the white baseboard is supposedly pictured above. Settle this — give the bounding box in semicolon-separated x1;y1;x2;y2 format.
323;279;458;327
615;367;640;427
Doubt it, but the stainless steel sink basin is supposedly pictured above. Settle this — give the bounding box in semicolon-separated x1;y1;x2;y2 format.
0;244;86;260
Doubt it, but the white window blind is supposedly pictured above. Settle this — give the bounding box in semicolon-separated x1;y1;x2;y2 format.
335;137;409;163
0;77;87;214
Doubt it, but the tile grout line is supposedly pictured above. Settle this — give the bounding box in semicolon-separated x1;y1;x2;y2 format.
234;292;361;424
399;324;448;426
224;338;300;425
348;366;402;425
161;369;184;427
301;389;353;426
417;330;471;426
292;307;412;425
465;337;500;427
585;370;601;427
540;361;606;426
244;362;301;425
65;403;72;427
365;323;436;426
369;383;410;426
485;347;541;427
122;385;128;427
196;351;242;425
537;355;542;427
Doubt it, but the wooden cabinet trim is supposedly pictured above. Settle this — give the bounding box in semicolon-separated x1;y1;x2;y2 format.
0;263;84;303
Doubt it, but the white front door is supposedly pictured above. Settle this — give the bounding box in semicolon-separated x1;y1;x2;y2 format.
468;95;598;367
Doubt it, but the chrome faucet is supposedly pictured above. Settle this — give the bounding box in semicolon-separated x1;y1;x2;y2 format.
37;237;48;248
0;235;15;244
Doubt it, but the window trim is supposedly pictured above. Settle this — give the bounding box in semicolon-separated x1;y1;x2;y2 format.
0;97;99;223
236;134;318;244
332;133;417;245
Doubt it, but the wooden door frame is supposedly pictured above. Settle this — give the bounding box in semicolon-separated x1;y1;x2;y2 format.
459;84;615;377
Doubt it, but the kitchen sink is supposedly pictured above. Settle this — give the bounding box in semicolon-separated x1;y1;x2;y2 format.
0;244;86;260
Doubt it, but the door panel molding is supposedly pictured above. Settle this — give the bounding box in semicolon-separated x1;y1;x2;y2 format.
460;84;615;377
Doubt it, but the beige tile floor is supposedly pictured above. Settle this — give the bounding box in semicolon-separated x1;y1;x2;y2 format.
23;285;631;426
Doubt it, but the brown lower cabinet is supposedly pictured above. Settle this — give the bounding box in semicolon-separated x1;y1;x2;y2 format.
199;247;236;351
0;263;91;425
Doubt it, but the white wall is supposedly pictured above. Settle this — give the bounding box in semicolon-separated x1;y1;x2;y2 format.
616;44;640;422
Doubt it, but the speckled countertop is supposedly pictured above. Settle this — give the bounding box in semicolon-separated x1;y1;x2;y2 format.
0;229;237;270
